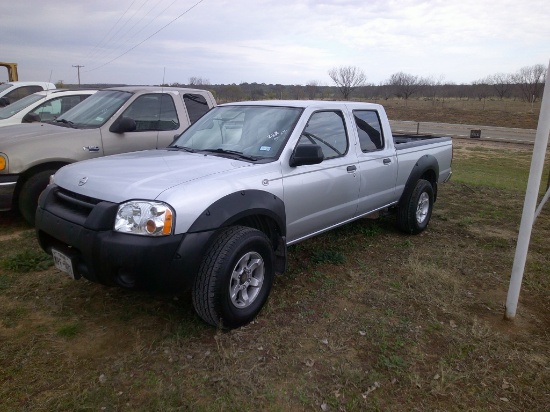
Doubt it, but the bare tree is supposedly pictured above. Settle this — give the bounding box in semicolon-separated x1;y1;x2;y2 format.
487;73;513;100
471;79;492;109
423;75;446;105
188;76;211;86
513;64;547;102
327;66;366;100
305;80;321;100
386;72;422;101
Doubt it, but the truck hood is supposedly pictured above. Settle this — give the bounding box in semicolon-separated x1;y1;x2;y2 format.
54;149;253;203
0;122;79;144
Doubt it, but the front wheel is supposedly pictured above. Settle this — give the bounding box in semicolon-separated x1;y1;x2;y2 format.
192;226;274;329
397;179;434;235
18;170;56;225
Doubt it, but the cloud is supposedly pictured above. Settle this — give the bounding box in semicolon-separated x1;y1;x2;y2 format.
1;0;548;85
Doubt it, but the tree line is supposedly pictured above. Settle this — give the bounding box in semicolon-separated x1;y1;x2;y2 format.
168;63;547;104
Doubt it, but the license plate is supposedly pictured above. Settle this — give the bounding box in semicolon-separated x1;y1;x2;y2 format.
52;248;76;279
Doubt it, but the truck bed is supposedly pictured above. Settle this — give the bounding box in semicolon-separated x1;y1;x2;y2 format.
393;133;452;150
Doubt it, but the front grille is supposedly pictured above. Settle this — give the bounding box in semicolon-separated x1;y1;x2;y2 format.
53;188;100;221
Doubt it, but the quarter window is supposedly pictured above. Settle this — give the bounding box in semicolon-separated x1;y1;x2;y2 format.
297;111;348;160
354;110;384;152
183;93;209;123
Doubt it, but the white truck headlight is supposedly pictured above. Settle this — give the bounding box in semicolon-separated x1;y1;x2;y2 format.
114;201;174;236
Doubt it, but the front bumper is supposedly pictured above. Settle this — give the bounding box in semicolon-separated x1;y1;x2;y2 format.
36;184;216;291
0;175;18;211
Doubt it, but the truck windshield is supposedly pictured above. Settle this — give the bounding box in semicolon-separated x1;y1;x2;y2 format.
173;105;302;161
0;93;44;119
55;90;132;129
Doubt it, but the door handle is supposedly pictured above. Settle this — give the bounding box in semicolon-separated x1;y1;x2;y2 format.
383;158;391;165
347;165;357;173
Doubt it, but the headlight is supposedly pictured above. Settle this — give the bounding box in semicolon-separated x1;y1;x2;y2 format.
0;154;7;171
114;201;174;236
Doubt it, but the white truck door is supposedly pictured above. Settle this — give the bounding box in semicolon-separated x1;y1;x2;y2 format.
352;109;399;216
102;93;183;155
283;110;360;243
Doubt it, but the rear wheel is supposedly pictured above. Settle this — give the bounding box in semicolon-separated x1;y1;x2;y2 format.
397;179;434;234
18;170;55;225
192;226;274;329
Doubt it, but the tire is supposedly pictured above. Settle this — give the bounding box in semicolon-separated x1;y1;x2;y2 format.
397;179;434;235
192;226;274;329
18;170;56;225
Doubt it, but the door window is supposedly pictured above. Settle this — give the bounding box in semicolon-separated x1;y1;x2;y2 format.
296;111;348;160
31;95;88;121
5;86;44;104
122;93;179;131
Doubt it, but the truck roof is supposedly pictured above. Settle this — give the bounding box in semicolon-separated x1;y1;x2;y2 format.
104;86;213;95
220;99;384;110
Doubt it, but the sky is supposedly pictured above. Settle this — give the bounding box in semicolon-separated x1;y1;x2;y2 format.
1;0;549;86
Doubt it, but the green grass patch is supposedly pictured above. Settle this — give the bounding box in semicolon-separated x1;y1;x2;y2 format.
1;249;53;272
311;249;345;265
57;323;82;339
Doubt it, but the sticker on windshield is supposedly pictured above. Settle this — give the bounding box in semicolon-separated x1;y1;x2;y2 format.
95;117;104;122
260;146;271;152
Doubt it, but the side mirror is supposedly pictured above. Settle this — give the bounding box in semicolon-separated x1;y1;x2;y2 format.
109;116;137;134
0;97;10;107
289;144;324;167
22;112;41;123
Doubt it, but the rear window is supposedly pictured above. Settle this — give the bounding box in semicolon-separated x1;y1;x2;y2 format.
183;94;209;123
353;110;384;152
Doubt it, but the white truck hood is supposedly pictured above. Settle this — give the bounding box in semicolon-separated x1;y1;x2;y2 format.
54;149;253;203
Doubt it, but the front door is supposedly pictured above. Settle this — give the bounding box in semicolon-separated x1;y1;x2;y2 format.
283;110;360;243
102;93;182;155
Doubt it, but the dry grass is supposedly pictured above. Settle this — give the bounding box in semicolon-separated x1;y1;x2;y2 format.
379;97;541;129
1;109;550;410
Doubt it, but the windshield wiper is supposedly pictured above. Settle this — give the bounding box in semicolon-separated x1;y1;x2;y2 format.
201;148;258;161
169;145;196;153
54;118;78;129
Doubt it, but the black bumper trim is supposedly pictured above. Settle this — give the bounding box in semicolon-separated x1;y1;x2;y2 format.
36;207;217;291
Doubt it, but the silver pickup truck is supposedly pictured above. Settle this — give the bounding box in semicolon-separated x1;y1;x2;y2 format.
0;86;216;223
36;100;452;329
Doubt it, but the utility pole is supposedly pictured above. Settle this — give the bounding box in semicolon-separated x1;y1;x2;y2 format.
72;65;84;87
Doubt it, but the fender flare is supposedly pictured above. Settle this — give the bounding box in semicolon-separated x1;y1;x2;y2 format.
188;189;286;236
399;154;439;207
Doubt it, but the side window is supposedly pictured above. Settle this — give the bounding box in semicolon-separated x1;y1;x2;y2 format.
183;94;209;123
122;94;179;132
354;110;384;152
32;98;61;121
31;95;85;121
297;111;348;160
5;86;43;104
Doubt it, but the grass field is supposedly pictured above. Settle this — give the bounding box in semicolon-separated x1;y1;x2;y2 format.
1;112;549;410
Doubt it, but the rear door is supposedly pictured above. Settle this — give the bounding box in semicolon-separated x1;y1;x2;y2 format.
283;109;360;243
352;109;399;216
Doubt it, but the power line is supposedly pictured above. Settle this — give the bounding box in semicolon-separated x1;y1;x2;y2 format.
87;0;138;60
91;0;168;65
85;0;205;73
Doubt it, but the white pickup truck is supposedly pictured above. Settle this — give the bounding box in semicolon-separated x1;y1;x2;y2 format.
0;86;216;223
36;100;452;329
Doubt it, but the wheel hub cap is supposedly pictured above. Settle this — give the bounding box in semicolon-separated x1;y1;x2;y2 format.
229;251;265;309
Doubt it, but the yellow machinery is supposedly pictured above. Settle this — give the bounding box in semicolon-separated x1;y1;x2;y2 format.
0;62;19;81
